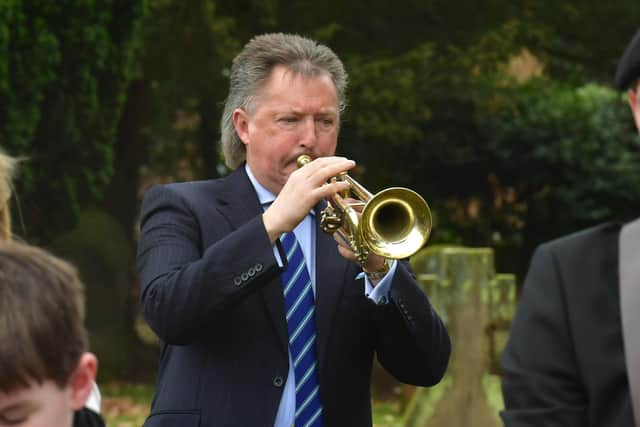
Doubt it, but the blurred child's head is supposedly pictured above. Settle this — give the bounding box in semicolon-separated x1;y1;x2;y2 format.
0;242;97;427
0;153;17;241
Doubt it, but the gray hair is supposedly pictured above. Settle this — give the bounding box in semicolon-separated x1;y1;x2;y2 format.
220;33;348;170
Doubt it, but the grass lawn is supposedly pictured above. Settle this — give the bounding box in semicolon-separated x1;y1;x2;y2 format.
101;382;406;427
101;382;153;427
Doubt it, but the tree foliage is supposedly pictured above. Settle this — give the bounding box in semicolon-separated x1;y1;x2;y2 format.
0;0;146;242
139;0;238;179
337;23;640;275
513;0;640;83
476;81;640;245
4;0;640;379
4;0;640;268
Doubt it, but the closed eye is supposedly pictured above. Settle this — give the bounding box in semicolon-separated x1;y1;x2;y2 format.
0;413;30;425
316;117;336;129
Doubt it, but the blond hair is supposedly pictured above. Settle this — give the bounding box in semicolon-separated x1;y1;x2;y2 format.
0;153;17;241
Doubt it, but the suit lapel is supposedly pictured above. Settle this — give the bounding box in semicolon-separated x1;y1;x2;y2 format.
620;218;640;425
215;167;289;357
215;167;263;229
214;170;351;364
314;204;350;375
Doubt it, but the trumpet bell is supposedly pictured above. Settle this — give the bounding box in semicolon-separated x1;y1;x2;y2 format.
360;187;432;259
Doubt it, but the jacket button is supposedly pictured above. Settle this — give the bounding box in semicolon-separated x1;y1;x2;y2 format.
272;376;284;387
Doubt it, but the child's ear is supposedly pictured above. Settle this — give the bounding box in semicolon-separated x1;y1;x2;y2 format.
68;352;98;411
630;87;640;133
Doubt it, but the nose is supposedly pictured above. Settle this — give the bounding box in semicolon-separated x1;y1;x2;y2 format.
298;117;317;149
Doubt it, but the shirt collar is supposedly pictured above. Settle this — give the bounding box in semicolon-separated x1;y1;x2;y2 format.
245;163;275;206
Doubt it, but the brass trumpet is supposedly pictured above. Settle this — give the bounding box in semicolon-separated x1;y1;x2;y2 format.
297;155;432;263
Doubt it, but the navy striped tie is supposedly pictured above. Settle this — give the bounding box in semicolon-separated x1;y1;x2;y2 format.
280;232;324;427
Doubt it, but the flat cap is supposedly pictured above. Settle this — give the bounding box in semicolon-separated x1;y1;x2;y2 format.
615;30;640;90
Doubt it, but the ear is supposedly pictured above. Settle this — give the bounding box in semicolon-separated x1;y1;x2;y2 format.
232;108;251;146
629;88;640;133
628;88;637;110
68;352;98;411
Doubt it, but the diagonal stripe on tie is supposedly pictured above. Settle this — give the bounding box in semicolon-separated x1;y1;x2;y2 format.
295;362;317;392
284;264;307;296
294;336;316;365
286;281;313;321
280;232;324;427
303;408;323;427
290;312;315;347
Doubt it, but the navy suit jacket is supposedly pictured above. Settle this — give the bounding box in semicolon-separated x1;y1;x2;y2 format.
137;166;450;427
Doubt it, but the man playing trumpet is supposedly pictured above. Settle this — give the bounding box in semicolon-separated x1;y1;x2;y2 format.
137;32;450;427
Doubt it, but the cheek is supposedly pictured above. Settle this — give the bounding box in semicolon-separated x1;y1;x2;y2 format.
40;388;74;427
318;135;338;155
24;403;72;427
271;134;300;157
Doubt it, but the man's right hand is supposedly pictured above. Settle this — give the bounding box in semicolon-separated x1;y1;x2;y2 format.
262;156;354;243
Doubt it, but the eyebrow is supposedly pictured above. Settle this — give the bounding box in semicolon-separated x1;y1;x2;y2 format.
281;109;338;118
272;103;338;114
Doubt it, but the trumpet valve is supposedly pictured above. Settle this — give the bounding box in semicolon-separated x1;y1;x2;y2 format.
320;207;342;233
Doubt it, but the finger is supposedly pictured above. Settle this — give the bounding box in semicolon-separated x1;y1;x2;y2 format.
305;155;352;168
288;157;354;193
336;243;358;262
295;156;347;174
333;232;351;249
363;254;386;272
304;157;355;183
316;180;350;199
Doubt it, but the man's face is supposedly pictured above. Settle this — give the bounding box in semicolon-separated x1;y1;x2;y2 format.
628;80;640;133
0;381;74;427
233;65;340;195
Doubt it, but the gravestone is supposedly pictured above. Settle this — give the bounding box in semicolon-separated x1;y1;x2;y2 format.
403;246;516;427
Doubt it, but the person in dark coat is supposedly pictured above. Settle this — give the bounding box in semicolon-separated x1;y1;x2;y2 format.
501;29;640;426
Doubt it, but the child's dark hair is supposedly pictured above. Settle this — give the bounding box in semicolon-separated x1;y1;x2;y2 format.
0;242;87;393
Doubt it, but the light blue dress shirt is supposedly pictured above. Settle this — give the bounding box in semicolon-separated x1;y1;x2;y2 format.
244;164;397;427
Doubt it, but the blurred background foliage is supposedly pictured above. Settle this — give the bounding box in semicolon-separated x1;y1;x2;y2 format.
2;0;640;380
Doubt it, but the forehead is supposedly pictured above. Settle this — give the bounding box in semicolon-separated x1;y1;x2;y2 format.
0;381;71;427
254;65;338;111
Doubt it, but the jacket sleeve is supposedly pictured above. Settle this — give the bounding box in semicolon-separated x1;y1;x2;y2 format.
73;408;106;427
374;260;451;387
136;184;282;345
500;243;587;426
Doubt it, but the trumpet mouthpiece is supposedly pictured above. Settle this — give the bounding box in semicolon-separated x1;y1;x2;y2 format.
297;155;312;168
